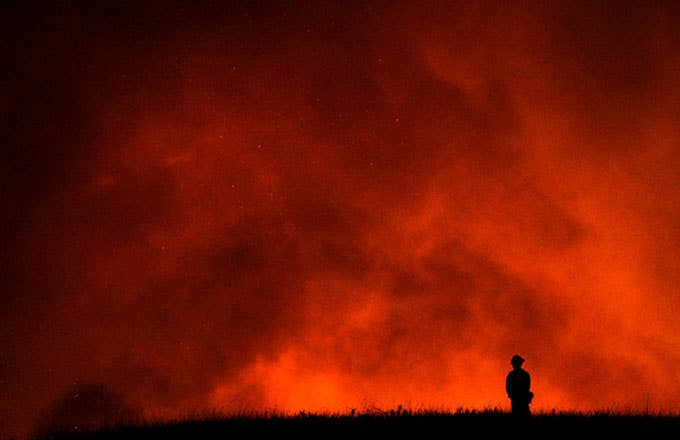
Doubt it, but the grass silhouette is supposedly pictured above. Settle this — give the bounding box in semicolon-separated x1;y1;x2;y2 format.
35;407;680;439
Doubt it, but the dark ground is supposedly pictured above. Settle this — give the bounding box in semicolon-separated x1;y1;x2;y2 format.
36;411;680;439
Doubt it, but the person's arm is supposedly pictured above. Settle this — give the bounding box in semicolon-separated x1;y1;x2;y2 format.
505;373;512;397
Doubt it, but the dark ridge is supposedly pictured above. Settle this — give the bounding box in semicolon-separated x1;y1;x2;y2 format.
35;410;680;440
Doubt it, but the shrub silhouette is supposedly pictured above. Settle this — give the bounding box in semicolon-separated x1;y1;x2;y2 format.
35;383;137;436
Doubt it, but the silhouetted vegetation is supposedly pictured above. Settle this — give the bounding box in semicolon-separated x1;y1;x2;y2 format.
35;408;680;439
35;383;137;438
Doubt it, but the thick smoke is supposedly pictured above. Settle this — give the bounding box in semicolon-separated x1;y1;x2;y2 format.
2;1;680;437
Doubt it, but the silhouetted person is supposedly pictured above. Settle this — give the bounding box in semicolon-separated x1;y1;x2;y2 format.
506;354;533;416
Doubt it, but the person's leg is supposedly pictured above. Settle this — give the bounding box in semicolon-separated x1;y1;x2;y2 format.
511;400;530;416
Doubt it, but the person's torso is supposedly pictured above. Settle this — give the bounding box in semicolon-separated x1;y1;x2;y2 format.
508;370;530;394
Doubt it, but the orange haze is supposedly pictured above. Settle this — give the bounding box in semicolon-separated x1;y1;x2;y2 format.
2;1;680;437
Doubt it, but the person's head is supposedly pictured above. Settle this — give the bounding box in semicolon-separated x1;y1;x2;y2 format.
511;354;525;369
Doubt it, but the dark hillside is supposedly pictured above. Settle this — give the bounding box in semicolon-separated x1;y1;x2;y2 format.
37;412;680;440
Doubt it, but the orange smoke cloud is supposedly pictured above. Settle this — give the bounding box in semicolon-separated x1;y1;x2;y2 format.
2;1;680;437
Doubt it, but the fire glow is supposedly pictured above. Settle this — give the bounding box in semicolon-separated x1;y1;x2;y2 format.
2;1;680;437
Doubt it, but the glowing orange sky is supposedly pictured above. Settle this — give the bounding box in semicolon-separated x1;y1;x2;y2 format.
2;1;680;437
